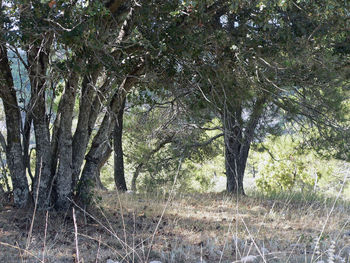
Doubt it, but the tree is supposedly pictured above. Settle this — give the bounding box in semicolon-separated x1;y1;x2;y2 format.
0;0;144;209
252;134;336;193
144;0;350;195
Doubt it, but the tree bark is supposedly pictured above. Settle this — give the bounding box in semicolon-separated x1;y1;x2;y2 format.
0;45;30;208
224;96;267;195
78;158;100;202
114;98;127;191
71;69;101;189
78;62;144;202
52;71;79;210
77;93;119;201
224;125;249;195
77;139;111;201
27;40;53;209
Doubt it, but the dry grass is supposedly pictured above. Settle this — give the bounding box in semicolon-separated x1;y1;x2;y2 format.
0;190;349;262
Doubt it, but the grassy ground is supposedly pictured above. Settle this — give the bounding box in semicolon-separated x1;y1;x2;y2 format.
0;190;349;263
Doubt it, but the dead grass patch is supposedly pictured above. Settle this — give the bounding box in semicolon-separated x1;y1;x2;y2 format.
0;191;349;262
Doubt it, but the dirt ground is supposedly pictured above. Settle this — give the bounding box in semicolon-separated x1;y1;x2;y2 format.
0;191;349;263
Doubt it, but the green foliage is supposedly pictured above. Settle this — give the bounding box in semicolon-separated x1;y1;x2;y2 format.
252;134;335;193
122;92;223;193
100;162;115;190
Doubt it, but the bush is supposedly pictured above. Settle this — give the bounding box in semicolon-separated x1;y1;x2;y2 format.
251;134;335;193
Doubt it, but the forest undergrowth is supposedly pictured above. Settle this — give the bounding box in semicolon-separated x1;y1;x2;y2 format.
0;190;349;263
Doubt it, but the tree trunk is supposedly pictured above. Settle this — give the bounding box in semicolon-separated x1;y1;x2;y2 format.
72;69;101;189
224;96;267;195
77;141;111;201
52;72;79;210
78;63;144;204
114;98;127;191
223;107;247;195
0;45;29;207
77;107;113;202
27;44;53;209
76;4;141;203
71;0;136;187
224;135;250;195
77;157;100;202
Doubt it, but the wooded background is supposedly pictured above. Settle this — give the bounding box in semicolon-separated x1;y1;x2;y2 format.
0;0;349;210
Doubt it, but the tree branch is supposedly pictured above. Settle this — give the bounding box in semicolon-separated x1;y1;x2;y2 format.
186;133;224;148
